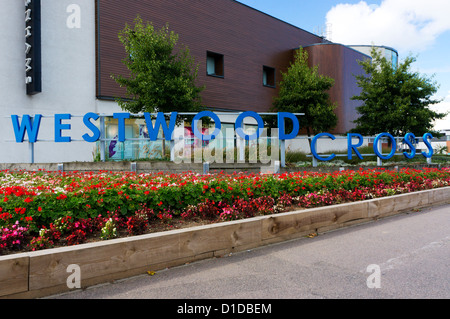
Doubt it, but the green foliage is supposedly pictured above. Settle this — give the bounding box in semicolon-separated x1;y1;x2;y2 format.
100;218;118;240
351;47;446;136
111;16;205;119
270;47;338;137
2;168;450;254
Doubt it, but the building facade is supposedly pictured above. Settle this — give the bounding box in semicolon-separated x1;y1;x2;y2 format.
350;45;399;69
1;0;374;163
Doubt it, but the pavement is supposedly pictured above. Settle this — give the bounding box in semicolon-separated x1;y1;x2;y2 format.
49;203;450;300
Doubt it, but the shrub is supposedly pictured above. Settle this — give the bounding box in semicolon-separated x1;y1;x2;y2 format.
2;167;450;253
180;205;198;220
156;210;173;224
192;199;228;220
100;218;118;240
127;211;148;236
0;221;29;253
29;228;55;251
66;229;87;246
253;196;276;215
218;207;240;222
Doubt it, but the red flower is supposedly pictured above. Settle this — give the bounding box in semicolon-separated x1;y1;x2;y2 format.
38;207;42;212
24;197;33;203
15;207;26;215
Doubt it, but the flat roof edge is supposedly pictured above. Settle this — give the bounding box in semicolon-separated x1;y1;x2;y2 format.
298;43;373;59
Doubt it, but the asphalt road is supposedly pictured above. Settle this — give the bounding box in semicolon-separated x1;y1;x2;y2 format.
49;203;450;300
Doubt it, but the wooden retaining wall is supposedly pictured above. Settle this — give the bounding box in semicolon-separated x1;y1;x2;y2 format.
1;186;450;299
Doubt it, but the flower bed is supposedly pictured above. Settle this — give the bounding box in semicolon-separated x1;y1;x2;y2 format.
1;167;450;255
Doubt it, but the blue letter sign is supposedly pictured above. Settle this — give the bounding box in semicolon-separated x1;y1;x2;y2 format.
8;111;437;164
82;112;101;143
11;114;42;143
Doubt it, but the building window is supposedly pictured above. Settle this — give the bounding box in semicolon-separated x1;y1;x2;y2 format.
263;66;275;87
207;51;224;77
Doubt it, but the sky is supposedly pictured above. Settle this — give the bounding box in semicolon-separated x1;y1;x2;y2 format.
237;0;450;131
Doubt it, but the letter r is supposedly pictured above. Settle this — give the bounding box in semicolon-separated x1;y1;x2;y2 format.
348;133;364;160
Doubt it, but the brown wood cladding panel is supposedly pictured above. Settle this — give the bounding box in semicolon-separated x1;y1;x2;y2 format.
304;44;367;133
97;0;324;112
305;45;344;133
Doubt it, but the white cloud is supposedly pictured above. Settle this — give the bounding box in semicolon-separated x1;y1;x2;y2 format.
432;91;450;131
326;0;450;53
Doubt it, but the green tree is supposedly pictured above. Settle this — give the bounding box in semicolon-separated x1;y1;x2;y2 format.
270;47;338;146
112;16;204;117
351;47;445;137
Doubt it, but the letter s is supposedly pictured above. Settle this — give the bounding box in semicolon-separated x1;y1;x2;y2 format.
422;133;433;158
82;113;101;142
402;133;416;159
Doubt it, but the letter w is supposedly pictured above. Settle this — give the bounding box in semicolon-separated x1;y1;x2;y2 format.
144;112;177;141
11;114;42;143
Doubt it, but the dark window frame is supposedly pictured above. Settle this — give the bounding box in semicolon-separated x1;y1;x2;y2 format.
263;65;276;88
206;51;225;78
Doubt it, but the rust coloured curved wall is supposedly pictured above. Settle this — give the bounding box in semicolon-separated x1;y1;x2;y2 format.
304;44;370;134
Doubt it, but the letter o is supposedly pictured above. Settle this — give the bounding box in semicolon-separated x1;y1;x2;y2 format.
192;111;222;141
235;111;264;141
374;133;396;160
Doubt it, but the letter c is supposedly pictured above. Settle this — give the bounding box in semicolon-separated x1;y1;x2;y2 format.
311;133;336;161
